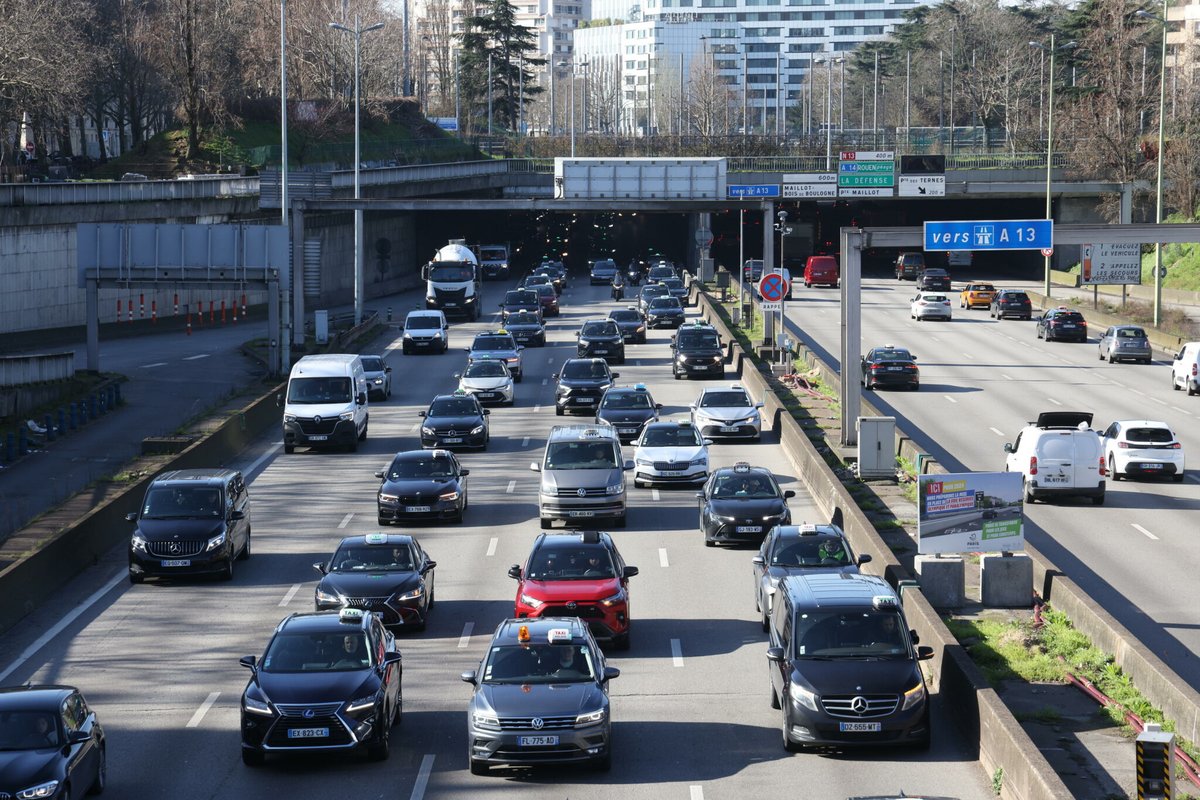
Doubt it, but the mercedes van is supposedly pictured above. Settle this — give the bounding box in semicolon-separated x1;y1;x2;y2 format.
1003;411;1106;504
281;354;369;453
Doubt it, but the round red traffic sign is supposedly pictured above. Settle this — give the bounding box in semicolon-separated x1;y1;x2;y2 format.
1040;248;1053;257
758;272;789;302
24;141;34;154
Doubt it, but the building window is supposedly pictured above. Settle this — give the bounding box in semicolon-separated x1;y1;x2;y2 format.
790;27;824;36
745;29;781;38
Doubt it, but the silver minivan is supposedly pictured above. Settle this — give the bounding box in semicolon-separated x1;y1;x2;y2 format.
531;426;633;528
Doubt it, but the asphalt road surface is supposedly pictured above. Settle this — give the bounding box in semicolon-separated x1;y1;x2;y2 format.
0;279;992;799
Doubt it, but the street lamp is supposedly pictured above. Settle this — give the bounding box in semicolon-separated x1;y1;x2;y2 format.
280;0;291;371
1029;35;1076;299
1137;5;1169;327
557;59;587;156
814;56;841;169
774;210;793;365
329;15;385;327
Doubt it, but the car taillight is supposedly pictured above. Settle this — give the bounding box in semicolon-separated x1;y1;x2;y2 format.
1171;442;1182;449
1192;364;1198;376
907;365;919;371
1118;441;1129;448
1029;456;1038;476
1098;456;1107;477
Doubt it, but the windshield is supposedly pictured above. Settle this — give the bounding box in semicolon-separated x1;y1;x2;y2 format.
479;247;506;260
262;632;372;673
771;537;850;567
385;456;455;480
602;392;652;410
662;279;684;290
700;391;751;408
525;274;550;285
1117;328;1146;338
535;285;556;297
610;310;640;322
466;361;509;378
331;544;415;571
871;350;912;363
562;361;609;380
544;441;619;469
968;284;995;292
582;322;618;337
473;336;514;351
288;376;352;404
361;357;384;372
793;611;908;659
920;295;948;302
678;331;720;349
429;398;479;416
482;643;596;684
406;315;440;330
507;312;540;325
429;264;474;282
592;260;616;271
505;291;537;305
712;472;778;499
649;298;681;310
642;426;701;447
143;486;223;518
1003;292;1029;302
528;547;617;580
641;287;667;300
0;710;61;750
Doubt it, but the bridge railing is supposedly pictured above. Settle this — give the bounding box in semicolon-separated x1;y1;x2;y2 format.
0;176;259;207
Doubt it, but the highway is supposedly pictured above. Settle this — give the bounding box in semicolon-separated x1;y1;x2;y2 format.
784;271;1200;687
0;277;991;799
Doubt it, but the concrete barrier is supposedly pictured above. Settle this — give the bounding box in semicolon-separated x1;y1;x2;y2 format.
1028;291;1192;355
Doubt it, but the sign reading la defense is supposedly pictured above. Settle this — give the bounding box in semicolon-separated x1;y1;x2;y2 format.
924;219;1054;251
917;472;1024;555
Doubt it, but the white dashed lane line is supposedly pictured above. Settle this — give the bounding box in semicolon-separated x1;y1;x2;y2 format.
186;692;221;728
338;512;354;529
652;489;661;502
458;622;475;649
506;480;516;493
521;436;530;447
690;787;705;800
541;378;548;386
409;754;436;800
182;353;210;361
534;405;542;413
659;548;669;568
989;427;1005;437
671;639;684;667
1047;397;1063;406
279;584;301;607
1132;524;1159;541
486;538;498;557
944;396;957;404
140;362;168;369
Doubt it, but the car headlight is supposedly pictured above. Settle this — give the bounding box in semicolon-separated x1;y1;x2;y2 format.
339;411;355;421
283;413;297;423
205;532;227;552
790;684;820;712
506;357;519;363
16;780;59;799
600;590;625;607
378;492;398;503
901;681;926;710
345;694;377;714
520;593;545;609
131;533;148;553
421;426;435;436
605;482;624;495
439;490;460;501
635;458;654;466
470;425;485;435
636;326;645;333
473;711;501;731
689;456;708;467
402;331;413;339
427;295;437;302
579;339;591;346
556;386;569;397
373;378;383;385
394;587;424;601
243;696;273;716
575;708;608;727
315;587;341;603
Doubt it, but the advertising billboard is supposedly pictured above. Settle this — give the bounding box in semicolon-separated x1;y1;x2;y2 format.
917;472;1024;555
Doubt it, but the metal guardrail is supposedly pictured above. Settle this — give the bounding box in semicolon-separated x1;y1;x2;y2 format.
0;353;75;387
0;176;259;207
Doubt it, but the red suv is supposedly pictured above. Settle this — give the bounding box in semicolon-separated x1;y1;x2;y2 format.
803;255;840;288
508;531;638;650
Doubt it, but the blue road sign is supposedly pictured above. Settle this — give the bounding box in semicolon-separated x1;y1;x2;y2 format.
924;219;1054;251
728;184;781;199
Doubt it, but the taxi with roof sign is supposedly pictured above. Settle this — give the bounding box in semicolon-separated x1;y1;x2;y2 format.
461;617;619;774
595;384;662;442
313;532;437;629
697;462;795;546
466;331;524;381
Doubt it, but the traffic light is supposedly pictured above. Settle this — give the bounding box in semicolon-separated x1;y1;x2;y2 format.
1136;723;1174;800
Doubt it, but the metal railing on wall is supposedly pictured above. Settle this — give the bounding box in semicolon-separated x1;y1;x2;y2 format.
0;176;259;207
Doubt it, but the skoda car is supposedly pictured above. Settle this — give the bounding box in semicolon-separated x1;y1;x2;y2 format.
239;607;403;765
632;420;710;487
509;530;638;649
672;322;724;379
644;296;686;329
690;385;764;440
375;449;470;524
466;331;523;381
1037;307;1088;342
697;462;795;546
360;355;392;401
751;523;871;630
314;532;437;629
576;319;626;364
860;345;920;391
595;384;662;443
456;359;515;406
419;392;490;450
608;308;647;344
0;685;106;799
503;311;546;348
554;358;618;416
462;618;619;774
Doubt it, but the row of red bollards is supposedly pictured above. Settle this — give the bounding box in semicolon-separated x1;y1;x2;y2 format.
116;294;248;335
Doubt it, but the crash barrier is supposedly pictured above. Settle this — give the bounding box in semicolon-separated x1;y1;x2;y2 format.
693;281;1072;800
1027;291;1192;357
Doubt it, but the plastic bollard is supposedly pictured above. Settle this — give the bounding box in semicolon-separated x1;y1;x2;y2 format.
6;433;14;462
57;409;66;437
69;403;78;430
44;414;55;442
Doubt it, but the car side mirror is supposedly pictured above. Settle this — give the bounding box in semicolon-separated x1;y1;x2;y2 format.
239;655;258;671
453;373;461;379
611;372;620;378
1002;443;1013;453
623;566;639;578
68;729;91;745
751;555;765;566
1035;315;1043;322
857;554;873;565
383;652;402;665
375;469;385;479
911;355;918;361
229;509;246;521
385;366;392;374
419;411;427;418
483;409;490;415
603;666;621;681
464;347;471;352
755;402;765;409
695;492;705;499
623;460;634;471
530;462;541;472
575;332;581;338
125;511;138;523
275;392;284;408
461;670;478;685
766;646;785;662
655;403;663;410
917;646;935;661
784;490;797;499
357;392;367;406
460;468;470;477
313;561;327;575
702;439;713;446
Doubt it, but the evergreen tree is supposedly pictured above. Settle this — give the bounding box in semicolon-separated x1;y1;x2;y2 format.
460;0;545;133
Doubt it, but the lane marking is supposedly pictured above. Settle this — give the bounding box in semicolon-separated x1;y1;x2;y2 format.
944;396;957;404
458;622;475;649
1131;388;1146;397
962;352;973;359
186;692;221;728
659;548;669;568
1151;397;1168;406
182;353;210;361
690;787;704;800
0;570;126;684
929;336;941;342
533;405;542;413
989;427;1005;437
140;362;168;368
1001;374;1013;381
1132;523;1159;541
506;480;516;493
541;378;548;386
521;436;530;447
338;512;354;529
409;423;420;432
244;442;282;480
279;584;301;607
547;357;554;363
652;489;661;502
486;538;498;557
671;638;684;667
1047;397;1063;406
409;754;436;800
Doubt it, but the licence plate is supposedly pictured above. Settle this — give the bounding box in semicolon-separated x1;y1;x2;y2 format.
308;434;328;441
838;722;881;733
720;426;739;433
477;392;496;399
618;428;637;435
1042;475;1068;484
444;302;457;307
443;437;463;444
690;366;706;370
660;470;684;476
594;349;608;354
576;398;595;404
161;559;191;567
405;506;432;513
287;727;329;739
569;510;595;518
1060;323;1075;328
518;735;560;747
1142;463;1163;469
735;526;762;534
887;366;903;371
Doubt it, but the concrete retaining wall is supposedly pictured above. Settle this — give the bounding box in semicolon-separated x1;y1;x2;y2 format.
0;353;74;387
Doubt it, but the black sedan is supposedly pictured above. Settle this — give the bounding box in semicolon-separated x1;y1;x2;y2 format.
660;277;689;305
861;345;920;391
314;532;437;629
637;284;670;314
596;385;662;443
375;449;469;524
697;463;795;547
751;523;872;630
644;296;686;329
239;607;403;764
1037;307;1088;342
419;392;490;450
554;358;618;416
990;289;1033;320
0;685;106;798
577;319;626;363
499;289;541;321
502;311;546;347
608;307;647;344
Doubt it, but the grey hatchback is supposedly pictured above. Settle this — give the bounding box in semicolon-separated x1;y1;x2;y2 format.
1098;325;1153;364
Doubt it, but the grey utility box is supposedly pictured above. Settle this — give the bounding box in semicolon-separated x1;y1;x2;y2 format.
857;416;896;479
314;310;330;344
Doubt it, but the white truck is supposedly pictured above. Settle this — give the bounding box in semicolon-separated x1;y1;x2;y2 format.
422;240;481;320
476;243;510;280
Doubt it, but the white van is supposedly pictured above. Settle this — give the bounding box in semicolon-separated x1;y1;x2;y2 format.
281;354;369;453
402;309;449;354
1170;342;1200;395
1003;411;1105;505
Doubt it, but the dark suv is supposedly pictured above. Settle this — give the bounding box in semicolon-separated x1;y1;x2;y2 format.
576;319;626;364
894;252;925;280
554;358;618;416
127;468;251;584
672;323;724;379
1037;307;1088;342
916;268;951;291
990;289;1033;320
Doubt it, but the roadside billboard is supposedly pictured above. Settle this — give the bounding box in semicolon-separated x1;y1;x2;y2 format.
917;472;1024;555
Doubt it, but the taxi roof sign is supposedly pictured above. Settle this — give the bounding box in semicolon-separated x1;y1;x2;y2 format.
547;628;573;644
339;607;366;623
733;461;752;473
872;595;899;610
364;532;389;545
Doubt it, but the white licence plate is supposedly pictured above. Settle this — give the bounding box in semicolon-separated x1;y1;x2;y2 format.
405;506;432;513
308;434;328;441
1042;475;1068;484
1142;463;1163;469
444;302;457;307
887;366;903;371
477;392;496;399
720;426;739;432
443;437;463;444
518;735;560;747
287;727;329;739
576;398;595;404
594;349;608;354
1060;323;1075;328
660;470;684;476
735;526;763;534
161;559;191;568
839;722;881;732
690;366;707;370
569;510;596;517
618;428;637;434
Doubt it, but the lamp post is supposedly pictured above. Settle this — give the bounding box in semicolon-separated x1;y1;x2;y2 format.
774;210;792;365
280;0;291;370
1137;5;1169;327
822;57;840;169
329;15;385;327
1029;35;1076;298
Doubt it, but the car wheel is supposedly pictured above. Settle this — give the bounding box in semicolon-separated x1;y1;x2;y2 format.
88;745;106;794
555;405;564;416
761;603;770;633
1189;383;1198;397
864;380;874;391
911;727;932;752
129;571;143;585
770;676;781;709
469;757;489;776
704;537;716;548
1024;482;1036;504
514;372;523;384
366;723;390;761
284;444;295;454
378;516;389;526
593;747;613;772
1098;349;1105;361
241;747;265;767
402;344;411;355
1172;473;1184;483
1109;456;1120;481
1172;374;1180;390
612;515;626;529
614;630;631;651
221;556;234;581
239;528;252;560
347;437;359;453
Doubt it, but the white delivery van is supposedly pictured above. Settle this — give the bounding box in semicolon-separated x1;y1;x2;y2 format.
281;354;369;453
1170;342;1200;395
401;309;449;354
1003;411;1105;505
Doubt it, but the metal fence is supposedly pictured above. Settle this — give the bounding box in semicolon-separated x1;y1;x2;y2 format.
0;354;75;387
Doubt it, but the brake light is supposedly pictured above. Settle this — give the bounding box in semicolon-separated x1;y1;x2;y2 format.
1171;442;1182;449
1098;456;1107;477
1118;442;1129;448
1029;456;1038;475
1192;364;1197;376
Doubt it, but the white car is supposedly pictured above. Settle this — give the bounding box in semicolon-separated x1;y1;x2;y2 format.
632;420;711;487
690;384;764;441
455;359;515;406
911;292;952;321
1101;419;1185;482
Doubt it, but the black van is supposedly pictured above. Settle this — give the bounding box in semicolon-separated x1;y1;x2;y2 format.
766;572;932;750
